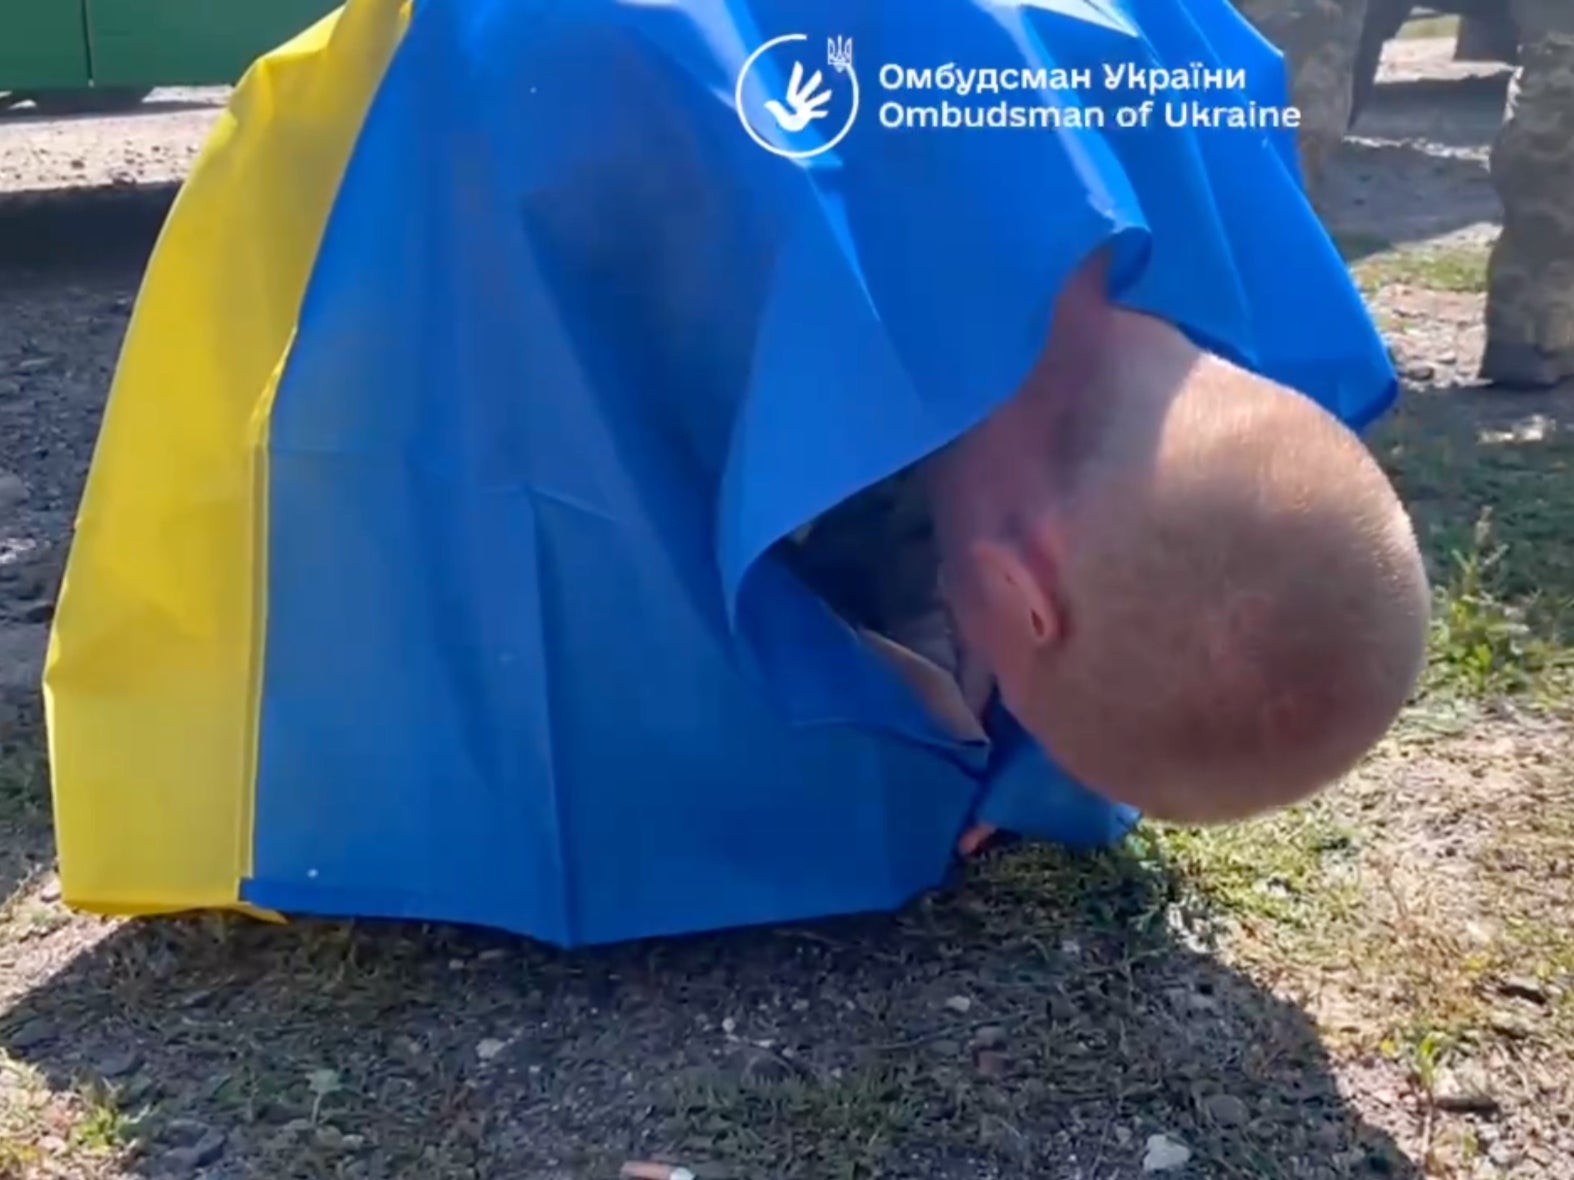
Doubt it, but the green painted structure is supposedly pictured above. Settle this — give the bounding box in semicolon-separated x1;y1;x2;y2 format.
0;0;337;110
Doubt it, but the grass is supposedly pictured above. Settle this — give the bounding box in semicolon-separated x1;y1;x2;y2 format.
1397;14;1462;42
1377;393;1574;704
1352;243;1491;296
0;741;46;828
1134;237;1574;1175
1151;311;1574;1004
0;1061;136;1176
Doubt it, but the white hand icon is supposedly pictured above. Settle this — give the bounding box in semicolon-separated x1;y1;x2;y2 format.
764;60;832;133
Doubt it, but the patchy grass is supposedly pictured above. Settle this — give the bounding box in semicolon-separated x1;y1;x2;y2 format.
1136;256;1574;1175
1376;392;1574;705
0;1057;134;1179
1396;14;1462;42
1352;243;1491;296
1146;717;1572;1176
0;741;47;829
0;739;51;926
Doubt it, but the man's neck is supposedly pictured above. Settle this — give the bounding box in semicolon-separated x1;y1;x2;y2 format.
915;281;1202;709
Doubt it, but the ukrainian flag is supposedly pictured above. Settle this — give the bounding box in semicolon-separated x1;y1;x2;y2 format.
43;0;1396;946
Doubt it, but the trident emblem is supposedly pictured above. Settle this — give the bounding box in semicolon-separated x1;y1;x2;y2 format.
827;36;853;74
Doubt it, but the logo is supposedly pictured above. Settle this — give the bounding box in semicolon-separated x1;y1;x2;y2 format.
735;34;860;159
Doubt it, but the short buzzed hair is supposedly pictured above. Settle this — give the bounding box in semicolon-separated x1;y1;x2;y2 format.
1021;354;1430;821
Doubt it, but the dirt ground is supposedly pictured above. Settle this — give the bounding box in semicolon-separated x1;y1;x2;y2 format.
1;35;1571;1180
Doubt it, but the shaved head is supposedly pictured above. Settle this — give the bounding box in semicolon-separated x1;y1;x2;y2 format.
924;247;1431;825
1016;352;1430;820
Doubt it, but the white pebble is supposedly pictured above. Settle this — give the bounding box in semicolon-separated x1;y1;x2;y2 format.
1143;1134;1192;1172
476;1038;507;1062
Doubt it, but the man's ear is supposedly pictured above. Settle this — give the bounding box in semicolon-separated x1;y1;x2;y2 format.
971;537;1062;649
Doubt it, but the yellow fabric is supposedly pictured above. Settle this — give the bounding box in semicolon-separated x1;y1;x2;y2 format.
43;0;410;917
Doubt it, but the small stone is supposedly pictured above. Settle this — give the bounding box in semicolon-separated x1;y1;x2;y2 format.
1403;362;1436;382
5;1020;53;1050
1166;986;1217;1015
478;948;508;961
1464;920;1496;946
970;1025;1007;1050
1312;1121;1343;1150
315;1126;346;1151
14;357;50;374
269;1119;313;1148
1433;1063;1499;1115
721;1017;737;1036
943;995;973;1014
1202;1093;1249;1126
1488;1010;1533;1040
392;1035;424;1061
39;880;60;903
164;1118;211;1145
97;1049;143;1079
1496;976;1549;1004
974;1050;1008;1078
1046;991;1077;1022
0;472;25;515
165;1129;227;1171
1142;1133;1191;1172
790;999;809;1012
1186;991;1219;1014
476;1038;507;1062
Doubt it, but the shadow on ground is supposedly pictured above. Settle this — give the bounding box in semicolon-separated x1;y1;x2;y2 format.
1325;136;1498;256
0;737;49;906
1359;73;1510;150
1;823;1421;1180
1329;72;1506;253
0;181;178;270
1375;382;1574;614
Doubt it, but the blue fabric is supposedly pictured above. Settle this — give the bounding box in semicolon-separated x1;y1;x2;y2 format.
242;0;1397;945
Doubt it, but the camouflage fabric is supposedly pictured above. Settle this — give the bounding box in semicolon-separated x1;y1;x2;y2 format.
772;465;968;679
1482;0;1574;387
1233;0;1370;192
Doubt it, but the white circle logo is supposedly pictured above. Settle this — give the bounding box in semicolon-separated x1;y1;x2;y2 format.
735;33;861;159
